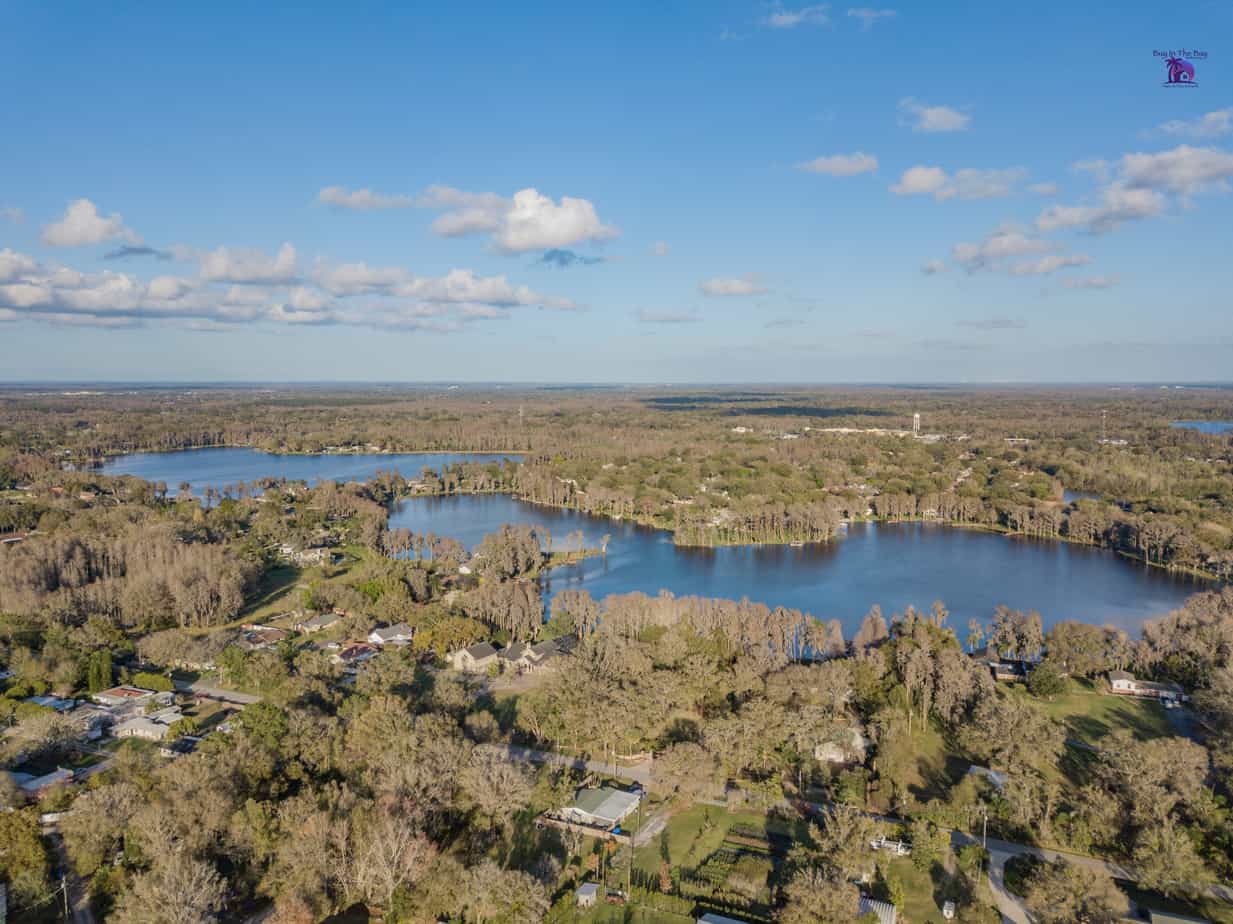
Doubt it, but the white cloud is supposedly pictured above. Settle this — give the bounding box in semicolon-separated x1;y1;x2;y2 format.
699;274;768;296
1064;275;1119;289
1008;253;1091;276
1156;109;1233;140
797;152;878;176
41;199;141;248
764;4;830;28
921;259;948;275
1036;183;1167;233
413;185;618;254
1;207;22;223
847;7;895;28
1072;159;1110;182
891;165;1025;200
200;243;298;284
951;229;1049;272
1120;144;1233;195
318;186;413;210
1027;182;1058;195
651;241;670;257
898;97;970;133
0;248;577;331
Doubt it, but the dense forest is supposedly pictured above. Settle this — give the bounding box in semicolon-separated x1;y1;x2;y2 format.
2;385;1233;923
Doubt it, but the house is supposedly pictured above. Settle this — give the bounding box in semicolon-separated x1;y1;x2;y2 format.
24;695;76;713
70;704;112;740
698;915;752;924
858;896;898;924
814;726;869;765
295;612;340;634
8;767;75;799
159;735;203;758
331;642;378;668
92;685;156;709
113;706;183;741
562;786;640;829
240;625;289;651
1108;670;1185;703
970;646;1030;682
368;623;415;647
450;642;498;673
576;882;600;909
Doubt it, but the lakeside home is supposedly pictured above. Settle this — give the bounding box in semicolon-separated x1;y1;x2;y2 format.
1108;670;1186;703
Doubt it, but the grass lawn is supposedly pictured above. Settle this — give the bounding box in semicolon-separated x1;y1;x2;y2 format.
632;803;795;879
1005;679;1173;743
886;856;953;923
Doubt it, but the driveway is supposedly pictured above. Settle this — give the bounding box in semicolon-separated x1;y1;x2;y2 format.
173;680;262;705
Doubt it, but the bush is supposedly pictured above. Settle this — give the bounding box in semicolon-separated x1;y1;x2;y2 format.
1028;660;1067;699
130;671;174;693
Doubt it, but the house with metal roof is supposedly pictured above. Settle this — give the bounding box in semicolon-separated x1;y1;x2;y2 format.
562;786;640;829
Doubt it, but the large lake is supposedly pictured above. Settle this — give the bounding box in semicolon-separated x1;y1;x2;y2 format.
1172;420;1233;434
98;447;522;493
390;495;1203;635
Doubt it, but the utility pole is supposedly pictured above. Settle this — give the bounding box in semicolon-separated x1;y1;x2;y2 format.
1101;409;1107;442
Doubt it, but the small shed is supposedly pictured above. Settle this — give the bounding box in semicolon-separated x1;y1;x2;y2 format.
575;882;600;908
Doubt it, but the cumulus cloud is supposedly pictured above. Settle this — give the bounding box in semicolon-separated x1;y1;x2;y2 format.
1008;253;1091;276
637;310;701;323
42;199;141;248
1071;159;1110;182
764;4;830;28
1;207;22;223
951;229;1049;272
200;243;298;284
1120;144;1233;195
847;7;894;28
797;152;878;176
1039;145;1233;235
651;241;670;257
413;185;617;254
1036;183;1167;233
1156;109;1232;140
891;165;1025;200
1064;275;1119;289
535;249;604;268
318;186;414;210
0;247;578;332
104;245;171;261
921;259;948;275
699;274;768;296
898;97;970;133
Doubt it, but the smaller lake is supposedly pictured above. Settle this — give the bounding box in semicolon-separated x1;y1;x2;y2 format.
1171;421;1233;434
389;494;1203;636
98;447;522;494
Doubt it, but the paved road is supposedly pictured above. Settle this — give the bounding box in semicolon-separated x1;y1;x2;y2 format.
41;822;97;924
490;743;652;784
173;680;262;705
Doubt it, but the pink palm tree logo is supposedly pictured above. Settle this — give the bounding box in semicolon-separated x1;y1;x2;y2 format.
1166;57;1195;84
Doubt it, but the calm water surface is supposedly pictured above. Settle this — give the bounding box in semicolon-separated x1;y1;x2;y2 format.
1171;421;1233;434
391;495;1203;635
100;447;522;494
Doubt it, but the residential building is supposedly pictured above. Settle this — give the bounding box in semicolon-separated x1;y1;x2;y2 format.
1148;912;1212;924
697;915;751;924
966;765;1008;791
240;625;289;650
1108;670;1185;702
331;642;378;668
813;725;868;764
23;695;76;713
562;786;640;829
450;642;498;673
368;623;415;647
295;612;340;634
113;706;184;741
92;685;157;709
8;767;75;799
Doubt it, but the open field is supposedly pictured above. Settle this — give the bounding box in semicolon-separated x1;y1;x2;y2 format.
1005;679;1174;742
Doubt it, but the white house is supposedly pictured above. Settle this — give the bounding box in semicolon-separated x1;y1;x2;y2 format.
576;882;600;909
368;623;415;647
1108;670;1185;702
113;706;183;741
562;787;640;829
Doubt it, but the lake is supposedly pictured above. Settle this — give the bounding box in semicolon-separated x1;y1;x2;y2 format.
390;494;1203;636
1171;421;1233;434
98;447;522;494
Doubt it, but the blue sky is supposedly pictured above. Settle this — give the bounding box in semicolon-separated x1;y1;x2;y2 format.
1;1;1231;382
